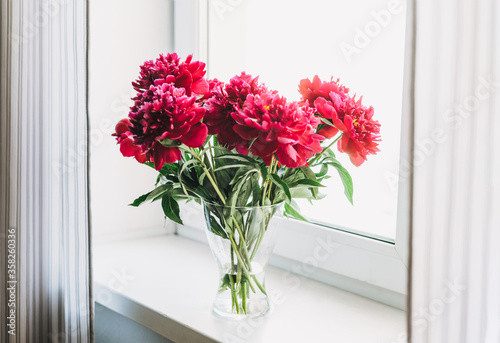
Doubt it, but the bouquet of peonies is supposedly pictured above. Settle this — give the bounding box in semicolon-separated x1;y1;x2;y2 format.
113;53;380;316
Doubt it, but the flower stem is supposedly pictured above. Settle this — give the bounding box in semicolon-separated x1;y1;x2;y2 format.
267;157;277;200
262;155;277;204
227;234;256;293
232;217;252;265
310;133;343;165
190;148;227;204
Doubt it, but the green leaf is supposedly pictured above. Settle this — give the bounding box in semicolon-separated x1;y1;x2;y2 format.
284;202;308;222
320;118;336;127
200;145;232;157
129;191;152;207
251;173;262;206
328;162;354;205
178;159;200;178
270;174;291;202
300;166;320;199
229;168;254;186
315;164;329;178
214;164;255;172
216;154;260;164
161;195;183;225
236;175;253;207
227;174;250;209
177;159;201;196
207;212;229;239
146;161;179;176
219;274;231;293
260;163;268;181
295;179;325;187
194;186;211;200
170;187;193;200
146;183;172;202
213;167;233;194
290;187;317;199
300;166;316;180
325;149;336;158
198;169;210;186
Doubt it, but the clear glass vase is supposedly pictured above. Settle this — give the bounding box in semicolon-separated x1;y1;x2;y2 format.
202;200;283;319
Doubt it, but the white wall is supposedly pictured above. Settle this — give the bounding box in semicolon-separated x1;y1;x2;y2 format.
89;0;175;240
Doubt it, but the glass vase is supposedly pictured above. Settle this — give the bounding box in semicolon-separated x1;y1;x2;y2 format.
202;200;283;319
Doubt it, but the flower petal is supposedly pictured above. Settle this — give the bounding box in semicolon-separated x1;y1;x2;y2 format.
317;125;339;139
349;153;366;167
276;145;301;168
191;78;209;95
251;138;278;157
119;137;140;157
179;123;208;147
234;125;259;140
115;118;131;135
135;152;147;163
152;144;181;170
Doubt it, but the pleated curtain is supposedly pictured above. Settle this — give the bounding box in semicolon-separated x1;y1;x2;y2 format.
410;0;499;342
0;0;92;342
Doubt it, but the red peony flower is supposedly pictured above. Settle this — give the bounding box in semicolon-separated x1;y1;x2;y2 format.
204;73;271;154
116;84;208;170
314;95;380;167
299;75;350;105
113;118;147;163
300;75;380;166
232;92;323;168
132;53;209;97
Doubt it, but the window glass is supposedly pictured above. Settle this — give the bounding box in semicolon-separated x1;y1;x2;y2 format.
208;0;406;241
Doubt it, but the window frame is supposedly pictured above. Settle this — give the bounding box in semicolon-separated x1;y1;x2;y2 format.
173;0;411;310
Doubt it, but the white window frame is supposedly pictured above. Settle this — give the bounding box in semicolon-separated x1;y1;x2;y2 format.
173;0;412;310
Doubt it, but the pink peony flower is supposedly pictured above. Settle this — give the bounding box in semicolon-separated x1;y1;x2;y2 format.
314;95;380;167
116;84;208;170
300;75;380;166
299;75;350;105
113;118;147;163
204;73;271;154
232;92;323;168
132;53;209;97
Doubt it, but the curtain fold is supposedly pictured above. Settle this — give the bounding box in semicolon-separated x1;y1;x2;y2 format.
410;0;499;342
0;0;92;342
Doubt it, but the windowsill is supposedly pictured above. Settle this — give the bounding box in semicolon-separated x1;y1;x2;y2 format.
93;234;406;343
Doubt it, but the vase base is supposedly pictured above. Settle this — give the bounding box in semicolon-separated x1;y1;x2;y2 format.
212;298;270;320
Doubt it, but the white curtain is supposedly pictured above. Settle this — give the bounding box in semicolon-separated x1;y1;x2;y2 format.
0;0;92;342
410;0;499;341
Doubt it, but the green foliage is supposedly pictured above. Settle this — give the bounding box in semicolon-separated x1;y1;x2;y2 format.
130;138;355;231
161;195;183;225
314;154;354;205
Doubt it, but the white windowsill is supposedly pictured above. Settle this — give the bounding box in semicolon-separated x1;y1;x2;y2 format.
93;234;406;343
